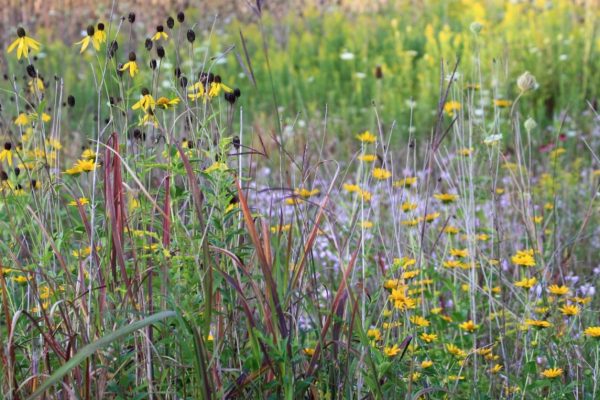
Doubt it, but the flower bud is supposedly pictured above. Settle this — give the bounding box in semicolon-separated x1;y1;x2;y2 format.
524;117;537;132
517;71;538;92
470;22;483;34
187;29;196;43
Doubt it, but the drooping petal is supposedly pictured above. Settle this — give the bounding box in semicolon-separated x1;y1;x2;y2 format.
7;38;21;53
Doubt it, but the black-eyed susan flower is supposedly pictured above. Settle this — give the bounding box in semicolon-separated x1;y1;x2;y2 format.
14;113;30;126
156;96;180;109
540;368;562;379
139;111;159;127
94;23;107;44
420;332;437;342
409;315;430;327
303;347;315;356
584;326;600;338
120;52;139;78
450;248;469;258
208;76;233;98
132;88;155;112
401;201;417;212
372;167;392;180
446;344;467;358
421;360;433;368
356;130;376;143
188;80;206;101
68;197;90;206
524;319;552;329
367;328;382;342
65;159;98;175
358;153;377;162
343;183;360;193
152;25;168;41
493;99;512;108
0;143;14;166
75;25;100;53
7;27;41;60
294;188;320;198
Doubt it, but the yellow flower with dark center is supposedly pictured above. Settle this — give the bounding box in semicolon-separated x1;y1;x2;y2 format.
401;218;420;227
372;167;392;180
450;248;469;258
524;319;552;329
584;327;600;338
394;176;416;188
208;77;233;98
540;368;562;379
132;90;155;112
358;154;377;162
558;304;579;316
434;193;458;204
459;320;478;332
94;23;107;44
156;97;180;109
458;147;473;156
548;284;569;296
139;112;159;127
151;25;169;41
514;277;537;289
356;130;376;143
420;332;437;342
409;315;430;327
0;143;14;166
188;81;206;101
572;296;592;305
65;159;98;175
383;344;401;357
443;259;466;269
204;162;228;174
120;52;139;78
81;149;97;160
402;270;419;280
443;100;461;117
511;249;536;267
75;25;101;53
7;27;41;60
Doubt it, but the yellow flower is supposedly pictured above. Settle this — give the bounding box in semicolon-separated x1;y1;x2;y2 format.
493;99;512;108
524;319;552;329
15;113;30;126
372;167;392;180
13;275;29;284
394;177;416;188
94;23;107;44
120;52;139;78
458;147;473;156
367;328;382;341
188;81;206;101
343;183;360;193
424;212;440;222
558;304;579;316
294;188;320;198
511;249;536;267
548;284;569;296
572;296;592;305
81;148;97;160
443;226;460;235
303;347;315;356
139;112;159;127
584;326;600;338
28;78;45;93
358;189;372;202
443;100;461;117
0;143;14;166
69;197;90;206
204;161;228;174
450;248;469;258
514;277;537;289
75;25;101;53
434;193;458;204
401;202;417;212
151;26;169;41
384;279;401;290
383;344;401;357
443;260;466;269
358;154;377;162
360;220;374;229
421;360;433;369
540;368;562;379
132;91;156;112
420;332;437;342
489;364;503;374
459;320;478;332
156;96;180;109
409;315;430;327
208;78;233;98
446;344;467;358
356;130;376;143
7;27;41;60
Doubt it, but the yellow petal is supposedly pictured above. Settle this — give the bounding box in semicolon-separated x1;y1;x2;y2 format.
7;38;20;53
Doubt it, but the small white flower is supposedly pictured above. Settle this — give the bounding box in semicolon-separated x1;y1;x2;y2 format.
484;134;503;145
340;50;355;61
354;72;366;79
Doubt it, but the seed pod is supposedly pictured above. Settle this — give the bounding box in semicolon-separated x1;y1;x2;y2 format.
156;46;165;58
26;64;37;78
177;11;185;23
187;29;195;43
166;16;174;29
128;12;136;23
145;38;153;51
67;95;75;107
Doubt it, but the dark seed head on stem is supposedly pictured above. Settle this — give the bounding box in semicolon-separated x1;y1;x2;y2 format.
177;11;185;23
86;25;95;36
145;38;153;51
97;23;105;31
67;95;75;107
156;25;164;33
166;17;174;29
128;12;136;23
186;29;195;43
156;46;165;58
17;27;26;37
26;64;37;78
128;52;136;61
